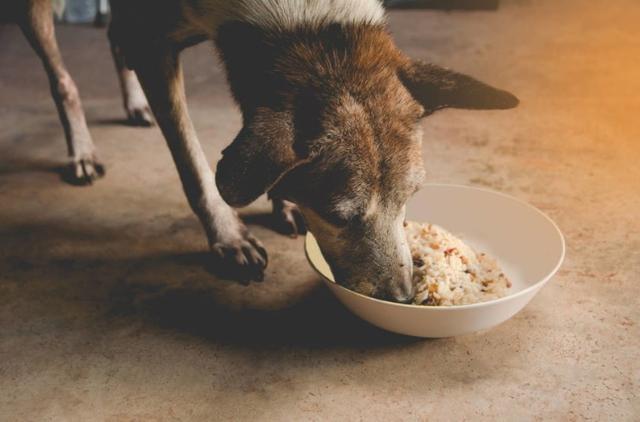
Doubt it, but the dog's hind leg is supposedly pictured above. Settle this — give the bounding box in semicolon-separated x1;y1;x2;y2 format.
109;42;154;127
18;0;104;184
133;47;267;282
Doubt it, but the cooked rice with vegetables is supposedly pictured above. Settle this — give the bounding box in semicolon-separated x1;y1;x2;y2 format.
405;221;512;306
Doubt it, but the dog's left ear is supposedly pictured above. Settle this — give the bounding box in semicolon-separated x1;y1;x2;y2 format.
399;60;519;114
216;108;308;207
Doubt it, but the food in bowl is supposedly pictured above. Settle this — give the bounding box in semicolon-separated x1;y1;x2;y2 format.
405;221;512;306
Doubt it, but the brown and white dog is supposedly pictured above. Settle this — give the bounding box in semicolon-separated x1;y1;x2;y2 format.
7;0;517;302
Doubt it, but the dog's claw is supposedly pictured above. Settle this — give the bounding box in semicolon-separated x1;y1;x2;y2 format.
127;105;154;127
272;199;306;238
67;157;105;186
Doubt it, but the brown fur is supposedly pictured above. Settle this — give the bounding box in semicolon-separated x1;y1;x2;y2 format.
214;23;427;300
215;23;426;213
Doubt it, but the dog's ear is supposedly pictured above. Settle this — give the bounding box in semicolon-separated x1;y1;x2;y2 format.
399;60;519;113
216;108;309;207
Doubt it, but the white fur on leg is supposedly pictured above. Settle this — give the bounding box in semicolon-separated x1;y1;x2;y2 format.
121;68;154;125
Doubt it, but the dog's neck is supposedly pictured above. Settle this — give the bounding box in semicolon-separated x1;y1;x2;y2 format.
176;0;385;46
178;1;387;115
230;0;385;30
186;0;385;35
214;21;403;118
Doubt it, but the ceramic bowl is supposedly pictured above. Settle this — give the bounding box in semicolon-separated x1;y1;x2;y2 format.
305;184;565;337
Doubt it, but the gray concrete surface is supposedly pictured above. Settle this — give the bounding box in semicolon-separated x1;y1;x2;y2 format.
0;1;638;420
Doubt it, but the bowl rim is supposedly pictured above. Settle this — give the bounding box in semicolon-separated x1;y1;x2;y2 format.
304;183;566;311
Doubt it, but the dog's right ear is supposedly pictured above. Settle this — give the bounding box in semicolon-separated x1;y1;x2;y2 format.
216;108;309;207
399;60;519;113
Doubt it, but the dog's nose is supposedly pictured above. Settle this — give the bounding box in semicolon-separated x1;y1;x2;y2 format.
389;284;415;304
390;291;414;304
387;269;415;304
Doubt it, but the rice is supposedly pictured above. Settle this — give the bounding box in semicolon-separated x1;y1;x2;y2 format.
405;221;512;306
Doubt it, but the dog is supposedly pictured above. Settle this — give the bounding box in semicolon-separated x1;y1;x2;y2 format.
6;0;517;302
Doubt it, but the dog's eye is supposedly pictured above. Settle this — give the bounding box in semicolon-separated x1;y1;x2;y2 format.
324;209;366;228
324;211;350;228
348;213;366;227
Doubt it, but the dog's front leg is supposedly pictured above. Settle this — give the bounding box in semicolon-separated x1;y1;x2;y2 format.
133;48;267;281
271;197;306;238
18;0;104;184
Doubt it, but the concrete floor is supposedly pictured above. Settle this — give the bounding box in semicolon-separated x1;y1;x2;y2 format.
1;1;638;420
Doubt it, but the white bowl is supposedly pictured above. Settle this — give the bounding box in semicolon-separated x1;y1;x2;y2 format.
304;184;565;338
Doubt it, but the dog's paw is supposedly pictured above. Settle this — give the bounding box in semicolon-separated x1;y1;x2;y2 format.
126;104;154;127
65;156;106;186
209;226;268;284
272;199;306;238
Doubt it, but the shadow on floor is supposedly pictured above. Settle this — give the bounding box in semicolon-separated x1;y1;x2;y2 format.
92;117;134;126
0;155;65;177
0;154;101;186
110;267;418;350
91;117;154;128
1;219;421;350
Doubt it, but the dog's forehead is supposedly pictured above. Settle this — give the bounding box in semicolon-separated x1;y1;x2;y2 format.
326;89;425;191
283;42;426;221
313;116;424;221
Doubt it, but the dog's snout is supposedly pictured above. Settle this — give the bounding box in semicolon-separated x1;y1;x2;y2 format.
386;263;414;303
390;290;414;304
387;282;415;303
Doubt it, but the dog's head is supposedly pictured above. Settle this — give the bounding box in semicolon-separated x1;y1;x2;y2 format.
216;25;517;302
